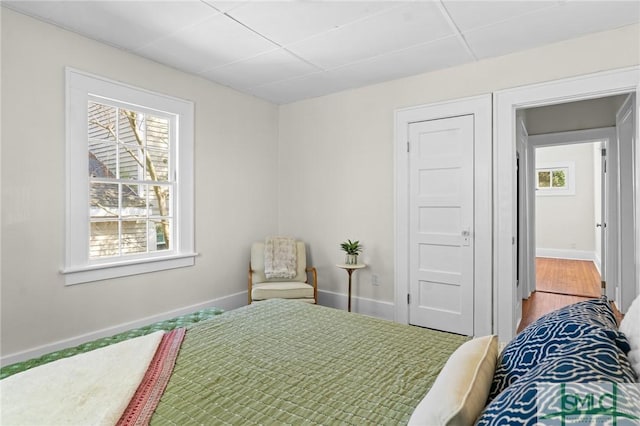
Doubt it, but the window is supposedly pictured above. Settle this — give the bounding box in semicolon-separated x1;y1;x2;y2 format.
536;161;575;196
537;168;567;189
64;69;195;285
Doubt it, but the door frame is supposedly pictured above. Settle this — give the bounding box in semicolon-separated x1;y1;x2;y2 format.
394;94;492;336
494;66;640;343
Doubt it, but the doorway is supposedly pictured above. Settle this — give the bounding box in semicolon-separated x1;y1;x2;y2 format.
534;140;603;299
533;140;605;299
494;66;640;342
516;95;633;325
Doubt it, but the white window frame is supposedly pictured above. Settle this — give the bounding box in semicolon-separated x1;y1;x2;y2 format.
63;68;196;285
535;161;575;196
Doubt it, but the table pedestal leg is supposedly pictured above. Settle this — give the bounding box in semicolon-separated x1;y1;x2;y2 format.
347;269;354;312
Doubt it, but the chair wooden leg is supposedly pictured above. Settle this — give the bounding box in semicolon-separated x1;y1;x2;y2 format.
248;262;253;304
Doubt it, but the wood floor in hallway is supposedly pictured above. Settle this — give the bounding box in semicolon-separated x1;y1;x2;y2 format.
535;257;600;298
517;257;620;333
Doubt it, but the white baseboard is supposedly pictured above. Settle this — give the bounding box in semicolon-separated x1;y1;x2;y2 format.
536;248;596;261
317;289;395;321
593;252;602;276
1;291;248;367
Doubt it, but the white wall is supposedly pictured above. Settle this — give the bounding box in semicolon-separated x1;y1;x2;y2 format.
278;24;639;305
535;144;596;257
1;9;279;359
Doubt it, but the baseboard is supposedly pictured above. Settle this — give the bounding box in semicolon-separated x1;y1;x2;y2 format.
317;289;395;321
1;291;248;367
536;248;596;261
593;253;602;276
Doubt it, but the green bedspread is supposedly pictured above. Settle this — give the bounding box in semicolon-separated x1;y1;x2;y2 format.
151;299;469;425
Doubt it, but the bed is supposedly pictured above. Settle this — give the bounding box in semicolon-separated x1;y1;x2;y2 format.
1;296;638;425
1;300;475;425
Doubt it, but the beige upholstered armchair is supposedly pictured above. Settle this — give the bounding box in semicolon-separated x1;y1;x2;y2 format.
248;240;318;304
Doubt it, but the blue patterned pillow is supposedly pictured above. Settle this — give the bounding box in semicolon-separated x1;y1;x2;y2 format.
477;330;639;425
489;298;628;402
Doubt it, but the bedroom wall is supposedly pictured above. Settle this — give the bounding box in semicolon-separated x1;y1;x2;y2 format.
1;9;279;360
535;143;596;257
277;23;639;310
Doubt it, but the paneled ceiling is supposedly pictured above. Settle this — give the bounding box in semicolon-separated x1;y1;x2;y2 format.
4;1;639;104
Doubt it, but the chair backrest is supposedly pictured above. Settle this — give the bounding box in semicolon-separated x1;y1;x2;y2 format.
251;241;307;284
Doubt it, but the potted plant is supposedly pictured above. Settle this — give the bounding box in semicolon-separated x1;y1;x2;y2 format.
340;239;362;265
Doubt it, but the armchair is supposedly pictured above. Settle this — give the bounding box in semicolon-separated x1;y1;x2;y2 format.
248;240;317;304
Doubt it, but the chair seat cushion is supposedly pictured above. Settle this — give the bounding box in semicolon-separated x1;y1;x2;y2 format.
251;282;314;300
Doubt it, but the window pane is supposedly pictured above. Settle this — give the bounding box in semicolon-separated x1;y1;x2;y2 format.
90;183;119;217
552;170;566;188
89;142;117;178
150;219;170;252
119;144;143;180
146;116;169;150
146;149;169;181
149;185;171;217
538;171;551;188
88;102;116;142
121;184;147;216
90;221;120;258
121;220;148;255
118;109;142;146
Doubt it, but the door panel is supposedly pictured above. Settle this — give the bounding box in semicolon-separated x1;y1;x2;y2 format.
409;115;474;335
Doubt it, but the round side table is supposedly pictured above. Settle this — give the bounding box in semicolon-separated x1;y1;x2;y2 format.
335;263;366;312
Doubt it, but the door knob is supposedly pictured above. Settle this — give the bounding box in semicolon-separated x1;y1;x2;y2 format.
461;228;470;246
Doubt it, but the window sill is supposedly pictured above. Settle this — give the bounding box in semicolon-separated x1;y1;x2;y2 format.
536;190;575;196
61;253;198;285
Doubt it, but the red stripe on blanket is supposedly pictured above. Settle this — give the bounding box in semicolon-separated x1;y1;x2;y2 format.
117;328;186;426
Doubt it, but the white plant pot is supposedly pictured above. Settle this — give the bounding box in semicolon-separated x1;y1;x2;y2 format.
345;254;358;265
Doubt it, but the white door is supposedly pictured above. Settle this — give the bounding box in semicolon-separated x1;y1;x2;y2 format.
515;114;529;329
597;142;607;296
408;115;474;335
616;94;637;312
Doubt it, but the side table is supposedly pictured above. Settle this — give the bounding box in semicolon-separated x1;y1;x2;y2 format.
335;263;366;312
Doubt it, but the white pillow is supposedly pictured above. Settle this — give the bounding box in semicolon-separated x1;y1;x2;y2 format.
619;295;640;380
408;335;498;426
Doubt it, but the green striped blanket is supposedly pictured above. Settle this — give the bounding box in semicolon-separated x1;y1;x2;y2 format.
151;299;468;425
